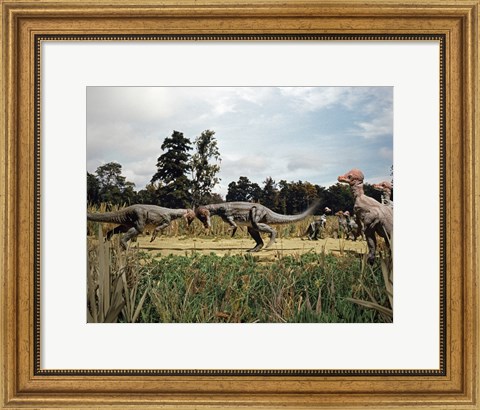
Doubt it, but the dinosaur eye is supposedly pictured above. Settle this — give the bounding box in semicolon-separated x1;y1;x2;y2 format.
347;174;352;180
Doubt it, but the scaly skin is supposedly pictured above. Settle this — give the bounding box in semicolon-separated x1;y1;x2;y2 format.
195;201;319;252
87;204;194;250
338;169;393;264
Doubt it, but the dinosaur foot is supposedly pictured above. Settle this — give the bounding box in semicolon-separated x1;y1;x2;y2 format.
264;240;276;249
247;244;264;253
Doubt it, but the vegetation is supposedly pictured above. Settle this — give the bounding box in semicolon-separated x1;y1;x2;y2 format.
86;128;389;213
86;129;393;324
87;214;392;324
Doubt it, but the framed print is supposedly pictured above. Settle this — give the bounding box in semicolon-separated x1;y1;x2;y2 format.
1;0;478;408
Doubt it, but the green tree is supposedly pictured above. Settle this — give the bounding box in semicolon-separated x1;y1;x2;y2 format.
95;162;135;205
324;183;354;213
261;177;279;210
151;130;192;208
190;130;221;206
136;183;159;204
87;172;101;204
226;176;261;202
364;183;382;203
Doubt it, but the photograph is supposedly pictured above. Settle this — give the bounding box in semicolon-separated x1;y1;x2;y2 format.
86;86;394;323
3;0;478;406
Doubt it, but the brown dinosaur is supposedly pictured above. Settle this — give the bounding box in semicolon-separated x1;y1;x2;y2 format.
338;169;393;264
195;201;319;252
373;181;393;208
87;204;195;250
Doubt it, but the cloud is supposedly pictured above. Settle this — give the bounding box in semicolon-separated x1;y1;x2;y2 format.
379;146;393;159
87;86;393;192
353;108;393;140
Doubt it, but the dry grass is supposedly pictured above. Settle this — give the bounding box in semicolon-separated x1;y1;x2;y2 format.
86;203;392;323
87;226;149;323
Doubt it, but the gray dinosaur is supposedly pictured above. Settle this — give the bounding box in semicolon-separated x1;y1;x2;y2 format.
195;201;319;252
343;210;362;241
305;206;331;240
87;204;195;250
338;169;393;264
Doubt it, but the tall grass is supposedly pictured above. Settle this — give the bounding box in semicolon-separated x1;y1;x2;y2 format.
86;203;392;323
87;237;392;323
87;226;149;323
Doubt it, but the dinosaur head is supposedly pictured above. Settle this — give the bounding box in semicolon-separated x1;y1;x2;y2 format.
373;181;393;194
344;210;350;217
195;206;211;229
338;169;365;186
335;210;344;217
184;209;196;226
324;207;331;214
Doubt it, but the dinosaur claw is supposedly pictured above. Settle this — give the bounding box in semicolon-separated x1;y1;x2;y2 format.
247;245;263;253
264;241;276;249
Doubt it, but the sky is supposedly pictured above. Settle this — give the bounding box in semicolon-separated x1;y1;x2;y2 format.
87;87;393;197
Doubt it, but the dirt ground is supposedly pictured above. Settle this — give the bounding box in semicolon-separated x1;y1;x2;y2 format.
134;235;368;259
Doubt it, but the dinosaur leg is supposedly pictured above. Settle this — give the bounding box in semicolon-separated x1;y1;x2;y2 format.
119;216;146;250
151;221;170;242
120;227;141;250
365;226;377;265
252;223;276;248
249;206;276;249
224;216;238;237
246;226;264;252
305;223;314;240
106;225;129;241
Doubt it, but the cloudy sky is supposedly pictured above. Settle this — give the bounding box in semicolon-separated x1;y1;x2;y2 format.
87;87;393;197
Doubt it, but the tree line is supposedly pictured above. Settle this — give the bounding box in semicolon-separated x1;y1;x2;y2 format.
87;129;386;215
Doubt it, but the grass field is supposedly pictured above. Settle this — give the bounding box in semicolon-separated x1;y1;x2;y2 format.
87;224;392;324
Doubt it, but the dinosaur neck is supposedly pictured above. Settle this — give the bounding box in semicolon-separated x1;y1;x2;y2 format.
171;209;187;219
351;182;365;199
205;204;222;215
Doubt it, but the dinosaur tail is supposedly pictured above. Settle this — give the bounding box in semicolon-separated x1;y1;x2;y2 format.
265;200;320;224
87;211;128;224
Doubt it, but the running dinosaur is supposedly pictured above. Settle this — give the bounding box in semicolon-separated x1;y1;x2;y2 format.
195;201;319;252
87;204;195;250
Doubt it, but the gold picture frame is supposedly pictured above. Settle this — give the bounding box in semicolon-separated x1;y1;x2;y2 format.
1;0;478;408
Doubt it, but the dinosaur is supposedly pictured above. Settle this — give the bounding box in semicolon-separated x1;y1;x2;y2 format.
373;181;394;208
335;210;348;239
305;207;331;240
87;204;195;250
338;169;393;264
343;210;362;241
195;201;319;252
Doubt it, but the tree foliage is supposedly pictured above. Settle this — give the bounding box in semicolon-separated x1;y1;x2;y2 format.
87;162;136;206
190;130;221;206
226;176;262;202
151;130;193;208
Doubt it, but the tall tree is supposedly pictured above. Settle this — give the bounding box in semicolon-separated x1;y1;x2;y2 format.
261;177;279;210
151;130;192;208
324;183;354;213
226;176;261;202
190;130;221;206
87;172;101;204
94;162;135;205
